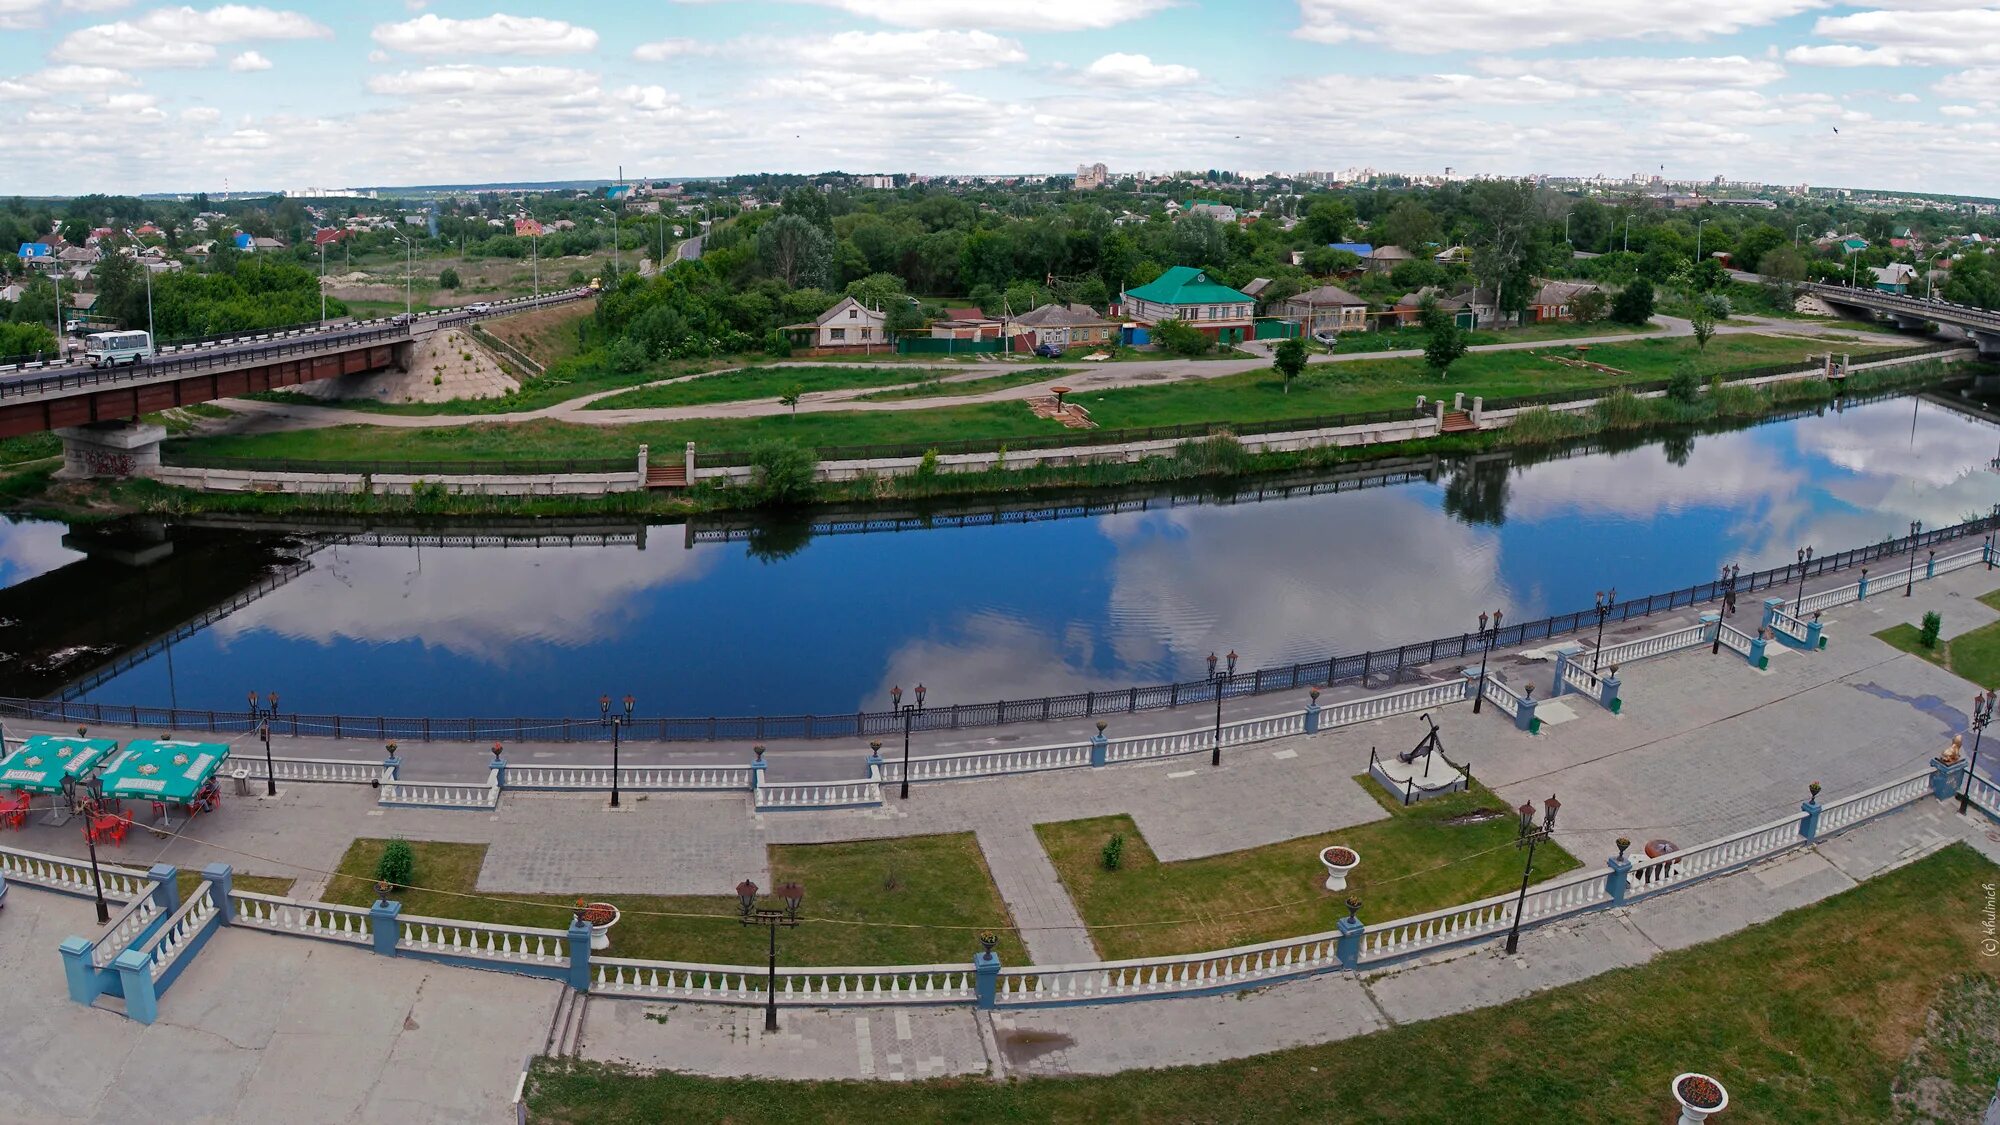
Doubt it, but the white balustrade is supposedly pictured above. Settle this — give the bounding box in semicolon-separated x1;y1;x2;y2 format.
1479;675;1523;718
590;958;977;1005
1796;581;1862;616
237;756;379;784
754;767;884;810
998;936;1345;1005
1933;547;1985;577
1560;659;1601;696
505;764;752;791
1625;813;1808;898
1966;770;2000;818
1716;623;1755;656
378;779;500;809
1596;622;1709;667
136;883;218;981
0;843;151;901
396;914;571;964
1767;604;1812;644
228;891;374;944
92;889;164;967
886;742;1093;782
1314;679;1468;730
1815;770;1932;835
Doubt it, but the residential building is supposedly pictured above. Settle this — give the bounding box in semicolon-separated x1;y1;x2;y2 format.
1434;245;1469;265
514;218;544;237
1119;266;1256;344
784;295;887;350
1364;245;1415;273
1282;284;1369;335
1527;280;1604;322
1012;302;1118;350
1870;264;1917;294
1392;286;1490;329
1241;278;1273;300
928;307;1002;341
0;283;23;303
56;246;98;266
252;236;285;252
17;242;52;266
856;174;895;190
1073;163;1109;190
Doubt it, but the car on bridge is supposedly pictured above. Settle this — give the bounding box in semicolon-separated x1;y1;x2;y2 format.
466;301;492;314
83;330;153;368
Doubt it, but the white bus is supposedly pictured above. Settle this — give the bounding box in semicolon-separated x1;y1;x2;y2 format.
84;330;153;368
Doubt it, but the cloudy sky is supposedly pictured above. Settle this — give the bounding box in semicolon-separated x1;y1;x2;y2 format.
0;1;1997;196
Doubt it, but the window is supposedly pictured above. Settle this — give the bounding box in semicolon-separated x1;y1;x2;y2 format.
861;328;871;339
848;308;857;319
830;327;846;341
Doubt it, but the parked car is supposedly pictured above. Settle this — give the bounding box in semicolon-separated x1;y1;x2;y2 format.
1312;330;1339;347
1034;342;1063;359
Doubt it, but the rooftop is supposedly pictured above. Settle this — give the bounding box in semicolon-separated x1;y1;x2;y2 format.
1124;266;1254;307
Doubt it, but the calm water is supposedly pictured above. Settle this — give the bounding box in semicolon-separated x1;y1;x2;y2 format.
4;393;1998;718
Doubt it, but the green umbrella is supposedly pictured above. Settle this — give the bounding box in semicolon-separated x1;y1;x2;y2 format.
0;735;117;795
99;739;231;805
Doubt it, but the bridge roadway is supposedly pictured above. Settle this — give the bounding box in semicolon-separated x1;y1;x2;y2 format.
0;287;593;439
1802;281;2000;351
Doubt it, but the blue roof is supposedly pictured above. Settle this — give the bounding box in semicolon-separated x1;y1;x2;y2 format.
17;243;49;258
1327;242;1372;257
606;184;633;199
233;231;253;248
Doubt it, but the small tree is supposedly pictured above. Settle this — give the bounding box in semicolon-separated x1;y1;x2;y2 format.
1272;336;1308;394
375;838;414;890
778;383;805;414
1417;294;1451;335
1611;278;1655;325
1689;304;1717;351
1152;317;1211;357
1571;288;1607;324
438;267;460;290
1101;833;1125;871
1666;362;1702;405
746;440;817;507
1424;323;1468;379
1919;611;1943;649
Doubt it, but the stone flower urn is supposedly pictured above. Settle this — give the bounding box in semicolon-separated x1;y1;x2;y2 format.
1319;845;1360;892
1672;1072;1728;1125
576;901;620;951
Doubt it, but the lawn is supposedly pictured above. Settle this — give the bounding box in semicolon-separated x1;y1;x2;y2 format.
1036;780;1581;961
586;365;944;410
854;368;1060;402
169;332;1900;464
174;870;295;901
320;835;1025;966
1328;318;1660;355
1875;591;2000;689
526;844;2000;1124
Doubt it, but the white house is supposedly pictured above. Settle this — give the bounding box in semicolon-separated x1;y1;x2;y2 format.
785;295;887;350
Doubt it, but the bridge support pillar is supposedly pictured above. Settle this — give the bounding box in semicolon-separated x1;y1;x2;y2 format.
391;340;415;372
1891;313;1929;331
1971;330;2000;361
53;420;166;481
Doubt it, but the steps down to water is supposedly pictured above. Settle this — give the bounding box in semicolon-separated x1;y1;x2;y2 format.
645;464;688;489
1440;410;1478;434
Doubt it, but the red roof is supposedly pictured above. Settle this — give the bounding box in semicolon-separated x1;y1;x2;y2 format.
514;218;544;236
312;228;347;246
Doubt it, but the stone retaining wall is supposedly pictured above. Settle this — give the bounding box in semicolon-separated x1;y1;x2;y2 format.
147;466;643;496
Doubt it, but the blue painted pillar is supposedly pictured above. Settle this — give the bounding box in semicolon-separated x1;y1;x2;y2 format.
1605;840;1634;906
1515;693;1540;734
1931;755;1969;800
1089;721;1109;766
1599;668;1622;714
566;916;593;993
974;945;1001;1009
1799;783;1824;840
59;936;100;1004
1550;650;1570;698
1461;668;1480;702
1857;570;1870;600
1762;597;1784;631
111;948;158;1025
148;863;179;914
1335;911;1365;970
1748;632;1769;669
1927;553;1937;579
750;748;766;793
1700;611;1720;646
381;748;400;780
1303;688;1322;735
490;752;507;789
202;863;234;924
369;898;402;957
1805;615;1825;650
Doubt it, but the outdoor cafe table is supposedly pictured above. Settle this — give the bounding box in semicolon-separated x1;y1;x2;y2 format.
0;735;117;826
98;740;230;830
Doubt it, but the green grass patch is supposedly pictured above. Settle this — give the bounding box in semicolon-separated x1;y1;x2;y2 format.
586;365;945;410
321;835;1024;966
1877;606;2000;688
0;432;60;467
526;844;2000;1124
1328;319;1660;355
174;870;295;901
1035;779;1580;961
854;368;1061;401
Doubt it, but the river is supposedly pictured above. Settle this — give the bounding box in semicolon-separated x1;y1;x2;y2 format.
2;392;1996;719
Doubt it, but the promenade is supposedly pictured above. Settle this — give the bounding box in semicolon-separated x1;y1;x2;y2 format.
3;551;1998;1120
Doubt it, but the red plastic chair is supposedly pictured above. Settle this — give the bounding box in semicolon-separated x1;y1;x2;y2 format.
98;812;130;846
0;793;26;830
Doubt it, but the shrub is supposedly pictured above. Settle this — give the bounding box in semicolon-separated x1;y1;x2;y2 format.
607;337;647;373
1101;833;1125;871
1172;434;1248;474
1423;324;1468;378
376;838;414;889
746;439;818;507
1151;317;1211;357
438;267;460;290
1570;288;1608;324
567;268;586;285
1920;611;1943;649
916;448;940;478
1666;363;1702;405
1611;278;1655;325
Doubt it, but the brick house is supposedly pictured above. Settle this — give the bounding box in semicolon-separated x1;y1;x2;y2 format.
1012;303;1118;350
1281;284;1369;335
1119;266;1256;344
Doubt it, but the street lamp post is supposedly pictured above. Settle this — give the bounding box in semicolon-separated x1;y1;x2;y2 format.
248;690;279;796
1960;690;1996;815
1795;546;1813;608
1209;649;1237;767
392;230;414;318
1795;223;1809;248
1696;218;1711;264
67;774;112;924
1592;589;1617;672
735;879;804;1033
1503;795;1559;954
1472;609;1504;714
318;238;326;323
600;693;634;807
890;682;926;800
1906;520;1922;596
1623;214;1632;253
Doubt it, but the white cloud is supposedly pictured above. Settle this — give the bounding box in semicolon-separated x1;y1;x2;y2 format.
367;64;598;99
180;105;220;121
1940;104;1978;117
1081;52;1199;88
60;0;131;10
806;30;1026;72
53;5;330;69
0;0;41;31
228;50;271;72
1294;0;1824;51
1784;44;1902;67
681;0;1169;31
632;37;708;62
1480;54;1785;90
1934;67;2000;101
372;13;599;55
1798;8;2000;67
1889;91;1921;103
35;65;141;91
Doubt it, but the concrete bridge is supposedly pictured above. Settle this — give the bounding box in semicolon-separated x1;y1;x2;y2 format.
0;287;593;477
1802;282;2000;358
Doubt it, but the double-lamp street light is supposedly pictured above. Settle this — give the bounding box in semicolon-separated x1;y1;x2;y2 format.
1504;795;1560;955
735;879;804;1033
1208;649;1238;767
600;694;634;807
890;682;926;800
248;690;279;797
1472;610;1503;714
1961;690;1996;816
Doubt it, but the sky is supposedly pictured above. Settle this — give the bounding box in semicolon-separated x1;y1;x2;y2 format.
1;1;1999;197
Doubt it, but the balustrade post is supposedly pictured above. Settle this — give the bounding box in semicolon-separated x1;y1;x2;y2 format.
973;943;1001;1009
369;898;402;957
59;936;101;1004
1303;687;1322;735
1748;632;1769;670
1606;838;1636;905
1335;906;1365;970
1550;650;1570;699
1089;721;1109;767
149;863;180;914
491;750;507;789
1927;552;1937;580
381;748;400;781
1599;666;1622;714
1805;615;1825;650
566;916;593;992
1857;570;1870;600
1930;754;1968;800
203;863;234;924
1761;597;1783;632
1515;692;1540;734
750;748;766;793
1799;783;1824;841
111;947;159;1025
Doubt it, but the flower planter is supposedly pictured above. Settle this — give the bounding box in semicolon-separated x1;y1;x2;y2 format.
577;902;619;951
1672;1072;1728;1124
1319;845;1360;892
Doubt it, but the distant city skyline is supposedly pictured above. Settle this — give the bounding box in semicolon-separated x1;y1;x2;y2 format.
0;2;1996;196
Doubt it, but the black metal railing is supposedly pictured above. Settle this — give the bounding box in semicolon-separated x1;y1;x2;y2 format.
13;512;1994;743
0;324;409;401
157;449;635;476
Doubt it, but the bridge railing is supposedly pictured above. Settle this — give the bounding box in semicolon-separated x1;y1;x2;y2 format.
0;324;410;402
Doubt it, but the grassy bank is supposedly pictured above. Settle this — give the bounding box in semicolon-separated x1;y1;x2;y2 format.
1875;587;2000;688
525;843;2000;1123
585;364;1010;410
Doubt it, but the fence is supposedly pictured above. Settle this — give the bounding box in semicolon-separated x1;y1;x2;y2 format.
158;450;634;476
18;513;1997;743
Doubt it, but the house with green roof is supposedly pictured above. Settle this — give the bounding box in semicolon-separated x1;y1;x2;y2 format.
1119;266;1257;344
